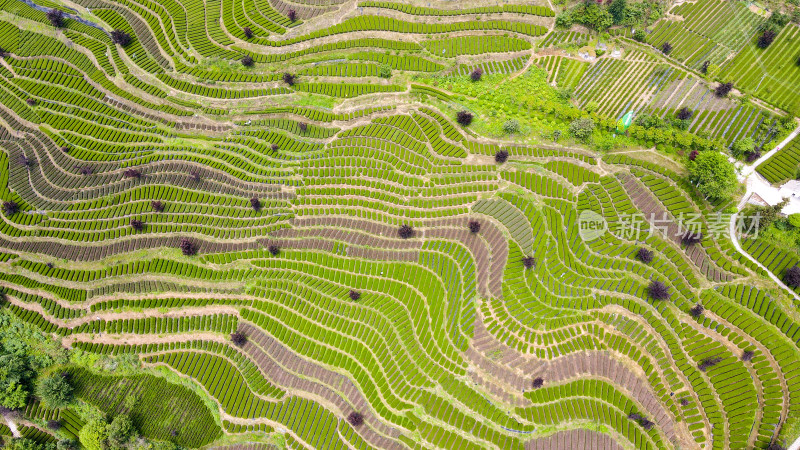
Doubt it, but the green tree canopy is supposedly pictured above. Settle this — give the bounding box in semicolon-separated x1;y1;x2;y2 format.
609;0;628;23
0;354;33;409
108;414;136;446
569;117;596;141
688;151;738;199
37;373;73;408
4;438;56;450
789;213;800;228
730;137;755;157
576;3;614;30
79;419;109;450
0;382;28;409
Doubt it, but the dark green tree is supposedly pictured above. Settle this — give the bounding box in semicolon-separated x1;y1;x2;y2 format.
688;151;737;199
37;373;73;408
107;414;136;446
0;354;33;409
609;0;628;24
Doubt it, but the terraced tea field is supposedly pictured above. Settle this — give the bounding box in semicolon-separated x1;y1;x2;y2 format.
1;0;800;449
647;0;764;70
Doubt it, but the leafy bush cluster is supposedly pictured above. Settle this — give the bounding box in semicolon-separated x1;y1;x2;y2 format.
79;413;138;450
557;0;662;31
568;117;595;141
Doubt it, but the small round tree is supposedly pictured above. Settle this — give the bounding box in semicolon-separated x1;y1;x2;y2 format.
522;256;536;270
700;60;710;74
230;331;247;346
680;398;689;407
78;166;93;176
398;224;415;239
283;73;297;86
568;117;595;141
107;414;135;446
61;145;69;153
503;119;520;135
250;197;262;211
47;419;61;430
298;122;308;133
784;266;800;288
531;377;544;389
268;244;280;256
151;200;165;212
37;373;73;408
190;170;201;182
676;107;693;121
2;201;19;216
745;151;761;163
468;220;481;234
698;356;722;371
130;219;144;231
180;238;198;256
757;30;776;48
470;67;483;82
47;9;65;27
287;9;297;22
661;42;673;55
26;98;36;106
123;168;142;179
271;144;279;151
688;150;698;161
79;419;108;450
349;290;361;301
110;30;132;47
243;27;253;38
689;303;704;317
681;232;702;246
741;350;754;362
714;81;733;97
347;412;364;427
241;55;254;67
689;151;736;200
456;111;473;126
648;280;670;301
636;248;654;264
494;150;509;163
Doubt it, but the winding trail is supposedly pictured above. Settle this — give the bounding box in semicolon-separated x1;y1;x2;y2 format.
739;125;800;178
3;416;20;438
728;124;800;303
727;124;800;448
